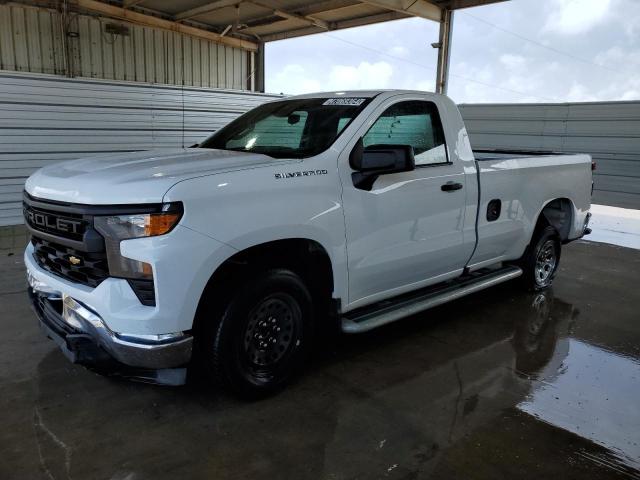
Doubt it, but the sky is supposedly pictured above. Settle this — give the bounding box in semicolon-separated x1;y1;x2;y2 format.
265;0;640;104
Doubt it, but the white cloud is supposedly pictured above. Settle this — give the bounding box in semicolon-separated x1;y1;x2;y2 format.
588;46;640;101
544;0;612;35
269;64;322;94
594;46;640;70
327;61;394;90
416;80;435;92
387;46;410;58
269;61;394;95
621;90;640;100
499;54;526;71
566;82;598;102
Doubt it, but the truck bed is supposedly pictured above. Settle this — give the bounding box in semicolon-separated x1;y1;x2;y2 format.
468;148;592;270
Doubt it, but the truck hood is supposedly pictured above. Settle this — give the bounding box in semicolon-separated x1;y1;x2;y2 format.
25;148;289;204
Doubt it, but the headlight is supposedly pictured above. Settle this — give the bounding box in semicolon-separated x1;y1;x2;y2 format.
94;211;182;240
94;203;182;280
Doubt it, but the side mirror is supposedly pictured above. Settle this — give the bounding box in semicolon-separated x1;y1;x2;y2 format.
349;138;415;190
287;113;301;125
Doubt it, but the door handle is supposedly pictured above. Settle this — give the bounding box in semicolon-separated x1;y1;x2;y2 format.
441;181;463;192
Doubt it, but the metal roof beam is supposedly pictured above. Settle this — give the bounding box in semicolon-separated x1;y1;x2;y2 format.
240;0;359;32
76;0;258;50
297;0;361;15
261;10;409;41
123;0;146;7
359;0;442;22
175;0;357;24
174;0;240;21
247;1;329;29
445;0;508;9
331;10;409;29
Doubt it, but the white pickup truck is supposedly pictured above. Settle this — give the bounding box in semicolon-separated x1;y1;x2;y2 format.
23;90;593;396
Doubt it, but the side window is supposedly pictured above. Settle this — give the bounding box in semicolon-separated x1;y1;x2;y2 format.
337;117;352;134
226;111;308;150
362;101;448;166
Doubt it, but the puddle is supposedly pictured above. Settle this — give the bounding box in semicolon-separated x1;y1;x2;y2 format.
519;338;640;472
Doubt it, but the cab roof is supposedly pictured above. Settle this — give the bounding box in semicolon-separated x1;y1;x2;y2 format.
277;90;444;100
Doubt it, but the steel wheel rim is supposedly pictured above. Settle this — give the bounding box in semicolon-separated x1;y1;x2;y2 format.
243;294;299;369
535;240;557;285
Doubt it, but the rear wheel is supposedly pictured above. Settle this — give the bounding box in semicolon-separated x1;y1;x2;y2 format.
201;269;313;398
517;225;561;291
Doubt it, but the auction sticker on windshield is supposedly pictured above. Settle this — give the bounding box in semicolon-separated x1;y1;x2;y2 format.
323;98;367;106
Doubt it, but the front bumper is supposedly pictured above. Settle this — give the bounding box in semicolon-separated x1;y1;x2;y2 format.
28;274;193;386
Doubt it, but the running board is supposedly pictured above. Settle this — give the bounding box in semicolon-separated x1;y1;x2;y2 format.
341;266;523;334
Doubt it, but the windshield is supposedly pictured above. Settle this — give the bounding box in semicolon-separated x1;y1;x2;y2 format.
199;97;372;158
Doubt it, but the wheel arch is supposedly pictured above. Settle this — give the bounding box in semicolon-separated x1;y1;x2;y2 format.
535;197;576;242
192;238;337;335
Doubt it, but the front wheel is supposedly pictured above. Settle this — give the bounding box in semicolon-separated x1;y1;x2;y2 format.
517;225;561;291
202;269;314;398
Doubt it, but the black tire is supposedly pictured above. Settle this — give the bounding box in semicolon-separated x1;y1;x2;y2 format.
201;269;314;398
517;225;561;291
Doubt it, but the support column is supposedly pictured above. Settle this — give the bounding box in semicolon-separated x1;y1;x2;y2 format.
254;42;265;92
59;0;73;77
435;9;453;95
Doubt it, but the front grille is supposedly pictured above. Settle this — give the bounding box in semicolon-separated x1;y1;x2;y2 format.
25;194;164;304
32;236;109;288
23;204;88;241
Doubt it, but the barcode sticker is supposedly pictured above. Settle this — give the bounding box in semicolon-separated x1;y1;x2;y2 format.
323;98;367;106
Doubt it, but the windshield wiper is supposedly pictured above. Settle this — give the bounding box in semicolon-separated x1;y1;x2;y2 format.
201;145;311;159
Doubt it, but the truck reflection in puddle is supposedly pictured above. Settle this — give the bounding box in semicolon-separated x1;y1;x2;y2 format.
319;290;581;478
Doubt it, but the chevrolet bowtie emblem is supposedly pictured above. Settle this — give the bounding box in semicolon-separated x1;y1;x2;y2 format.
68;255;81;265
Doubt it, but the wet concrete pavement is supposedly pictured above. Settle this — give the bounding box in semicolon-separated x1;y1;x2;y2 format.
1;240;639;480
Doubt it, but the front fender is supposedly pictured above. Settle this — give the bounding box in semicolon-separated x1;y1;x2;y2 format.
162;157;348;303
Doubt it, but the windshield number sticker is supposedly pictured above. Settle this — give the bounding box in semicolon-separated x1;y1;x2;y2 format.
323;98;366;106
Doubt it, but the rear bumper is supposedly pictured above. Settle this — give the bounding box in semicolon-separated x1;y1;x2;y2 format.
583;212;593;236
566;211;592;244
28;275;193;386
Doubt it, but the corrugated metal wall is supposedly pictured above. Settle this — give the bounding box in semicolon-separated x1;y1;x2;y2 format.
459;102;640;209
0;3;251;90
0;71;278;226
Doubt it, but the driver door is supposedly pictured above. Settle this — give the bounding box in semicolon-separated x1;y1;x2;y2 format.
340;96;472;308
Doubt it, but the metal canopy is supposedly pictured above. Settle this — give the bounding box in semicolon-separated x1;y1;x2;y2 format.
71;0;508;50
24;0;507;93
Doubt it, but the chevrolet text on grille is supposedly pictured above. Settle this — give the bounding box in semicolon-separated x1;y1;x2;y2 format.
24;209;83;235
